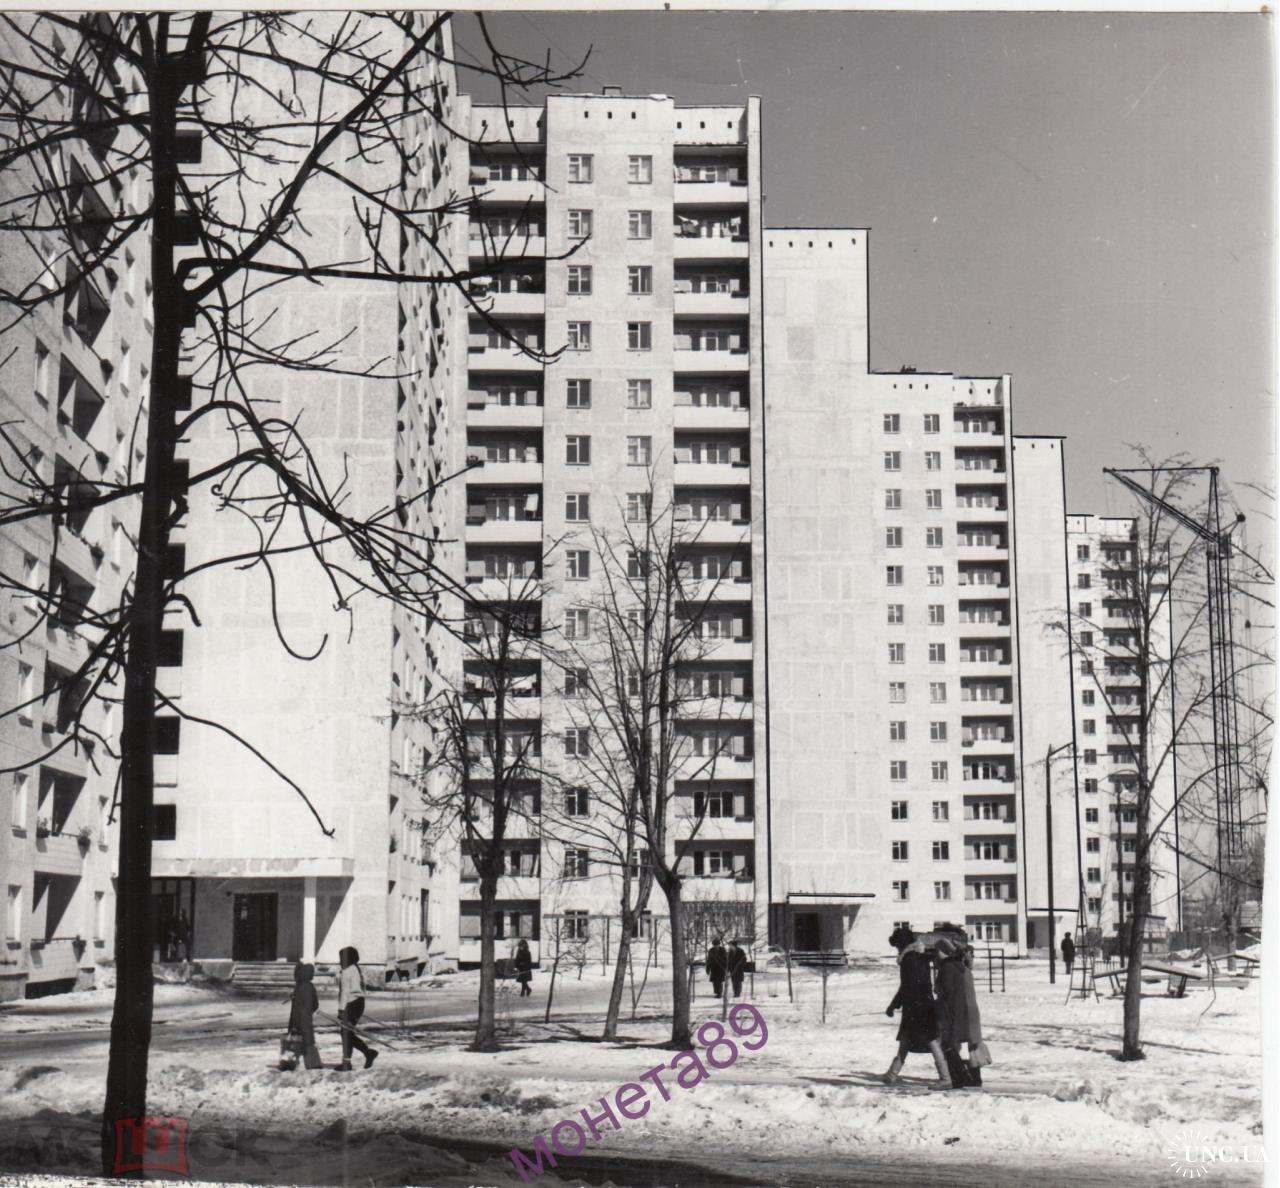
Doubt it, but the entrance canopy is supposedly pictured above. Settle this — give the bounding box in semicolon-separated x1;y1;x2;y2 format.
785;892;875;906
152;856;354;878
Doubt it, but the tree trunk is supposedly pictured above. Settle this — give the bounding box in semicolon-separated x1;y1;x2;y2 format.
1121;802;1152;1060
662;883;691;1047
603;925;631;1041
474;878;498;1051
101;61;180;1179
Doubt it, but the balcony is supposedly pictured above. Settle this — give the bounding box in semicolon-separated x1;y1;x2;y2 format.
957;542;1008;562
962;898;1018;913
680;875;754;901
33;832;87;876
958;657;1012;680
674;290;750;317
963;854;1019;877
673;403;749;430
674;348;749;374
468;339;545;373
678;694;754;722
469;232;545;262
673;177;749;204
469;178;546;206
459;875;540;901
956;504;1008;522
54;525;102;583
45;621;90;674
467;398;544;430
673;459;750;486
678;519;752;546
676;750;753;781
466;518;543;545
673;236;749;262
465;575;543;602
960;735;1016;756
681;575;753;602
464;457;542;487
693;636;753;663
675;813;755;841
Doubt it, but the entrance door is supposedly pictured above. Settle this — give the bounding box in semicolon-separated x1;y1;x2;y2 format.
793;911;821;950
232;893;278;961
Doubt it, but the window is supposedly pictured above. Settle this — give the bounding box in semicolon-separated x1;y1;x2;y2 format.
565;608;590;640
560;909;589;939
564;669;589;697
564;847;591;878
888;643;905;664
926;527;944;548
923;413;940;433
1085;808;1099;823
931;761;949;782
928;605;945;625
885;489;902;509
1083;777;1098;794
626;549;648;578
925;489;943;510
625;492;651;523
928;643;946;663
11;773;28;832
566;435;591;465
889;721;907;742
892;881;909;902
627;322;652;350
628;155;652;183
568;154;593;183
564;728;590;757
627;266;653;295
1081;692;1095;709
568;209;593;238
1083;719;1096;735
567;265;592;295
627;378;652;408
891;800;908;820
930;721;948;742
885;527;903;548
566;378;591;409
886;566;903;587
565;492;590;522
6;885;21;941
1087;867;1101;883
567;321;591;350
883;451;901;472
1079;631;1094;647
927;566;944;586
932;840;950;860
886;604;904;625
1087;897;1103;914
892;840;909;861
1086;837;1101;853
155;717;180;755
1076;544;1091;561
932;800;949;822
890;760;907;782
1078;602;1092;618
889;682;906;704
934;880;951;901
1078;574;1092;589
566;550;590;580
929;682;947;703
1083;749;1097;765
152;804;177;840
883;413;900;433
628;210;652;239
924;451;941;471
627;436;652;465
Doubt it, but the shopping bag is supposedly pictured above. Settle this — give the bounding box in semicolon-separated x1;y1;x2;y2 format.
278;1031;301;1071
971;1041;993;1068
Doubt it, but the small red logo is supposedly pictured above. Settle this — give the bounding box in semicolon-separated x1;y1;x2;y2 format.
113;1115;190;1176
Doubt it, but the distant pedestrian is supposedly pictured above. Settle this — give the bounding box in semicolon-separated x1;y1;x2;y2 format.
705;938;727;998
935;937;984;1089
728;941;747;998
1061;932;1076;975
515;939;534;997
336;946;378;1071
883;926;949;1086
284;962;322;1071
175;911;192;964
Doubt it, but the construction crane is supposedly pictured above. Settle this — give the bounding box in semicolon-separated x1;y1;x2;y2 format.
1103;466;1247;878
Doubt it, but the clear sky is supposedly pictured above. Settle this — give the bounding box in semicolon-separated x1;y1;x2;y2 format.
456;11;1274;515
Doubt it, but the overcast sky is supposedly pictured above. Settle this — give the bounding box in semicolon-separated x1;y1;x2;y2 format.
457;11;1274;516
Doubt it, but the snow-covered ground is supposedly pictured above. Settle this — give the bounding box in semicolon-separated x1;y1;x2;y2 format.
0;956;1265;1186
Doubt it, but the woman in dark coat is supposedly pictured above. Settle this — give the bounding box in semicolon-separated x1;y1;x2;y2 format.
935;937;984;1089
514;939;534;997
286;962;322;1070
883;926;949;1085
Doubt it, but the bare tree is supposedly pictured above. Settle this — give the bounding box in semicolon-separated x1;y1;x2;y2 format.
0;12;582;1171
412;567;547;1052
543;482;752;1046
1053;452;1271;1059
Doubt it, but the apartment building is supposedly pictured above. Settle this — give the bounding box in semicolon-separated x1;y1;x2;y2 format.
448;90;764;965
761;230;1080;955
142;14;458;981
1064;514;1180;941
0;18;147;999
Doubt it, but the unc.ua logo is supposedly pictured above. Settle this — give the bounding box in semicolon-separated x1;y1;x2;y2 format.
1165;1129;1268;1179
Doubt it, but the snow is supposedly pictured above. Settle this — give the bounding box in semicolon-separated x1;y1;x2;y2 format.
0;956;1265;1185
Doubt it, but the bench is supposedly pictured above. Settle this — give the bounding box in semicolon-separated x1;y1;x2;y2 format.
1233;952;1260;979
1102;967;1127;996
789;950;849;969
1141;962;1205;998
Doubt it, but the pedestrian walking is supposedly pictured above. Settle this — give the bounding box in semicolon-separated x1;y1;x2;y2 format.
883;926;949;1086
728;940;747;998
336;946;378;1071
515;939;534;998
283;962;323;1071
705;937;727;998
1061;932;1075;976
934;936;984;1090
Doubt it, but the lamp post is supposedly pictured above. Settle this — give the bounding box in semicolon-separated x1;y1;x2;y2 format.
1045;741;1075;984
